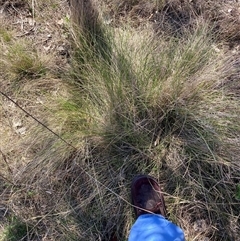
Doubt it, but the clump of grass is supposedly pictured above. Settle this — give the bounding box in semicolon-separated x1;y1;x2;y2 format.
5;42;47;79
69;22;219;153
2;217;33;241
62;5;240;239
0;27;48;84
236;184;240;201
0;28;12;43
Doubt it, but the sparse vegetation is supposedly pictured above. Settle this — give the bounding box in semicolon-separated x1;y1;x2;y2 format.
0;0;240;241
6;42;47;79
1;217;33;241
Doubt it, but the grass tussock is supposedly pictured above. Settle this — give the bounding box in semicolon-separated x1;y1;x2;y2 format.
1;217;34;241
0;0;240;240
0;40;48;81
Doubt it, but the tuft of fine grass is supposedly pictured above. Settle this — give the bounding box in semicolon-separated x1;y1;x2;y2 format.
5;42;47;80
62;5;240;239
0;26;49;85
0;28;12;43
1;217;33;241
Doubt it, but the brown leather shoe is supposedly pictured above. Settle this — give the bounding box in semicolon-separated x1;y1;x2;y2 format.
131;175;167;218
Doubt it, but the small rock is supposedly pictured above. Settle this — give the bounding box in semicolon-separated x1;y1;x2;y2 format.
57;45;69;56
57;19;64;25
12;119;22;128
27;17;36;26
193;219;208;232
43;45;51;52
212;44;220;53
16;127;26;135
57;46;65;52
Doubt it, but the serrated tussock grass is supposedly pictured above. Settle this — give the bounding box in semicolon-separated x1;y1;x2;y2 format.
1;1;239;240
64;12;239;240
40;11;238;239
70;23;221;153
0;34;48;88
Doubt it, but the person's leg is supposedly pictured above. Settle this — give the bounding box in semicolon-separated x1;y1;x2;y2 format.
129;214;184;241
129;175;185;241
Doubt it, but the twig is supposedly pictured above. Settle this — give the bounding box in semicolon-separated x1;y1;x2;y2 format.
0;1;10;14
0;150;15;185
16;27;35;37
32;0;35;20
0;172;15;186
0;148;14;187
0;149;13;174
